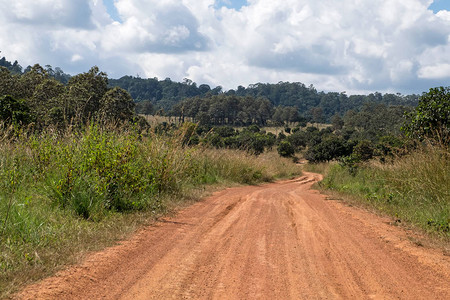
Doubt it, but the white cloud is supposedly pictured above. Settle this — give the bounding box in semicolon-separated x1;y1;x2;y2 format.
100;0;209;53
0;0;93;28
0;0;449;94
418;63;450;79
71;54;84;62
436;10;450;21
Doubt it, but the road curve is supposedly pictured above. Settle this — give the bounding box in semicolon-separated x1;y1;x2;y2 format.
16;172;450;299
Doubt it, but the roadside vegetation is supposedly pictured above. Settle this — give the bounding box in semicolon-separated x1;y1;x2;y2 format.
314;146;449;236
0;123;300;297
306;86;449;238
0;60;301;298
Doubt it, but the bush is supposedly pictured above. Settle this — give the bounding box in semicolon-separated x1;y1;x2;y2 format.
305;136;350;162
287;131;307;150
352;140;375;161
277;140;295;157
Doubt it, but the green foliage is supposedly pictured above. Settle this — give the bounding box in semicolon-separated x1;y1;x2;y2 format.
0;55;420;129
187;125;276;155
135;100;154;115
352;140;375;161
0;126;301;297
99;87;136;122
0;67;19;97
110;76;419;123
331;114;344;130
305;136;351;162
0;95;33;125
171;95;276;126
212;126;236;137
277;140;295;157
286;130;307;150
0;57;22;74
321;146;450;237
0;63;144;129
402;86;450;145
376;135;406;158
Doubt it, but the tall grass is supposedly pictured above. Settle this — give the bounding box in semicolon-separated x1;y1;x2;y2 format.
318;146;449;237
0;124;301;298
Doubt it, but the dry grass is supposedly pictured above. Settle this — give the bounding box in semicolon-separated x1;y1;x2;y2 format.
317;145;450;238
0;125;301;298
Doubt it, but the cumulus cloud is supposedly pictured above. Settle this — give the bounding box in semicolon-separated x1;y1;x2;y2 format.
0;0;93;28
0;0;449;94
101;0;209;53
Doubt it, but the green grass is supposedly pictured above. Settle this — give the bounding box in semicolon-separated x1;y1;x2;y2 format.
309;146;450;238
0;124;301;298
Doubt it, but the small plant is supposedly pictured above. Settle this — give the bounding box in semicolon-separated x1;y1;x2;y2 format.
427;219;450;233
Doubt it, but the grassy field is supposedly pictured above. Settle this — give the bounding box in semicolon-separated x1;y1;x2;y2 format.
140;114;330;134
305;145;450;238
0;124;301;298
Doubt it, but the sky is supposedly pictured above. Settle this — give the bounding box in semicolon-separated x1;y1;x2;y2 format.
0;0;449;95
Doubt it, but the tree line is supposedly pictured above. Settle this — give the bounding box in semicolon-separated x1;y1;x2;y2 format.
115;76;420;124
1;56;420;126
0;64;140;129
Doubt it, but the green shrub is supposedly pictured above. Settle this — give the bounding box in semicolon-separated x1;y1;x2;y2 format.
352;140;375;161
305;136;350;162
277;140;295;157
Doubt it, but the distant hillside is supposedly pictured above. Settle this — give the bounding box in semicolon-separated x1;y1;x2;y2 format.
1;56;419;123
110;75;419;122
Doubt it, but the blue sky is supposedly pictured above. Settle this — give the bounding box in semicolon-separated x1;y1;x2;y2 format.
104;0;121;22
429;0;450;13
216;0;247;10
1;0;449;95
103;0;450;20
104;0;249;22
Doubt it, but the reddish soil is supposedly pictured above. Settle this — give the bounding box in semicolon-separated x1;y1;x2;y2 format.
16;172;450;299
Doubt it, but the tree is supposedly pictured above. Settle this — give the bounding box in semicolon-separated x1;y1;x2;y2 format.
352;140;375;161
0;67;18;97
310;107;324;123
135;100;154;115
17;64;48;99
287;131;307;150
99;87;135;122
305;136;350;162
29;78;64;126
331;114;344;131
402;86;450;145
0;95;33;125
66;66;108;121
277;140;295;157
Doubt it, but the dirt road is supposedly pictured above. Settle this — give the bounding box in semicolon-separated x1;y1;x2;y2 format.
17;172;450;299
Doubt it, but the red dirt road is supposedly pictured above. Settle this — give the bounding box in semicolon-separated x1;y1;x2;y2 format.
16;172;450;299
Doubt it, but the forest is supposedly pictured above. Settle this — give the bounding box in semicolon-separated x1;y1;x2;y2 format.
0;56;441;163
0;56;423;162
2;56;419;125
